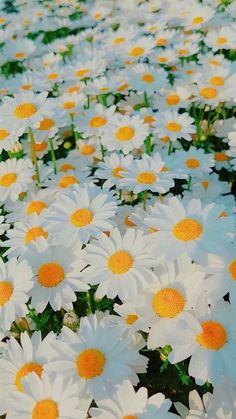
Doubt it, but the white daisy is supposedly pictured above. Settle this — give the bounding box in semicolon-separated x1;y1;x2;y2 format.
0;158;34;202
154;110;196;142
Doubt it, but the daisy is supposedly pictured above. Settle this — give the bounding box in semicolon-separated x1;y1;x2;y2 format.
76;104;116;138
45;313;148;401
89;379;179;419
153;85;191;112
0;258;33;331
101;114;149;154
154;110;196;142
121;153;175;194
205;27;236;51
7;372;89;419
5;189;52;223
0;123;20;153
0;158;34;202
45;184;117;247
144;197;233;264
24;239;89;313
122;37;156;61
130;64;168;95
171;147;215;178
81;228;156;300
44;169;91;194
95;153;133;189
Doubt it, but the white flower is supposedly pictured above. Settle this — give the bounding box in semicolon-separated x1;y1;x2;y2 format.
0;158;34;202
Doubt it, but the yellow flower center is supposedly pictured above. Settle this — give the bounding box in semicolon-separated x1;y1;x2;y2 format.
47;72;59;80
161;136;170;143
25;227;48;244
129;47;144;57
216;36;227;45
192;16;204;24
107;251;133;274
0;129;10;140
209;59;219;66
200;87;218;99
117;83;129;92
124;215;136;227
14;102;37;119
37;262;65;288
152;288;185;318
0;281;13;305
15;363;43;392
178;49;188;56
125;314;138;325
70;208;93;228
76;348;106;379
158;56;168;63
156;37;166;46
214;152;228;162
0;172;17;187
34;141;47;152
89;115;107;128
15;52;25;59
136;171;157;184
173;218;203;241
209;76;224;86
229;260;236;281
115;126;135;141
196;321;228;350
112;166;125;178
63;101;76;110
144;115;155;125
67;85;80;94
166;94;180;106
123;416;138;419
113;36;125;44
142;73;154;83
75;68;89;78
39;118;55;130
21;84;32;90
59;163;75;172
166;122;182;132
201;180;209;190
32;400;59;419
80;145;95;155
27;200;48;215
58;175;78;188
185;158;200;169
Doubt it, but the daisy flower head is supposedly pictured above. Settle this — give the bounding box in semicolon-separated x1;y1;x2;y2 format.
130;64;168;95
0;257;33;331
90;379;179;419
81;227;156;300
205;26;236;52
24;239;89;313
154;110;196;142
144;197;233;264
0;158;34;202
44;168;91;195
122;36;156;62
77;104;116;138
101;114;149;154
172;147;215;179
121;153;175;194
46;313;148;401
45;184;118;247
95;152;133;189
7;371;89;419
0;122;21;153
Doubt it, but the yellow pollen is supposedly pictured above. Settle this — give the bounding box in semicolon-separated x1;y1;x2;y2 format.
229;260;236;281
123;416;138;419
192;16;204;24
80;145;95;155
39;118;55;130
173;218;203;241
216;37;227;45
136;171;156;184
200;87;218;99
185;158;200;169
178;49;188;56
14;102;37;119
100;87;109;93
201;180;209;190
115;126;135;141
94;12;102;20
107;251;133;274
76;68;89;78
59;163;75;172
117;83;129;92
166;122;182;132
15;52;25;59
142;73;154;83
70;208;93;228
129;46;144;57
112;166;125;178
47;72;59;80
196;321;228;350
32;400;59;419
15;363;43;392
124;215;136;227
67;86;80;93
144;115;155;125
58;175;78;188
152;288;185;318
158;56;168;63
0;18;6;24
76;348;106;379
0;129;10;140
89;116;106;128
34;141;47;152
25;227;48;244
0;282;13;305
156;37;166;46
21;84;32;90
185;69;193;75
209;59;219;66
113;36;125;44
38;262;65;288
209;76;224;86
161;136;170;143
166;94;180;106
214;152;228;162
0;172;17;187
26;200;48;215
126;314;138;325
63;101;75;110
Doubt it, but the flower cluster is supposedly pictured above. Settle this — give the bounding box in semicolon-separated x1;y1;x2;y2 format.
0;0;235;417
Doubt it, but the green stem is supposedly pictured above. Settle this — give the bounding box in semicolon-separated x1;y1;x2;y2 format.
144;135;152;156
49;137;57;174
143;190;148;210
28;127;40;184
187;175;192;191
168;141;173;155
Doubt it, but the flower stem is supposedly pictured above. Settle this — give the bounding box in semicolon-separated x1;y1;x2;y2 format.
49;137;57;174
28;127;40;184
